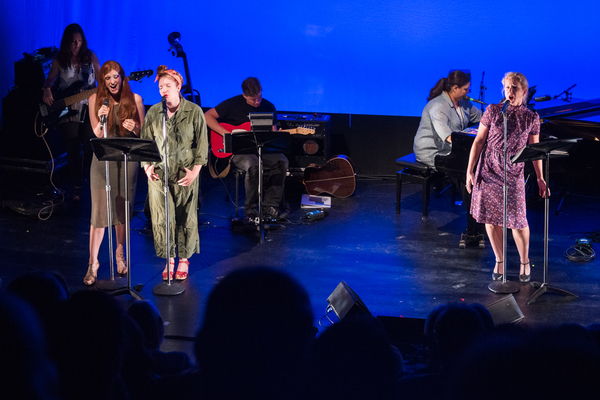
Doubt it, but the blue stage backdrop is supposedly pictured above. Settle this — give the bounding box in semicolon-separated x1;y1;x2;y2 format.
1;0;599;118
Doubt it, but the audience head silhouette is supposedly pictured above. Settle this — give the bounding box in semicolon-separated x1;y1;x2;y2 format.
309;315;402;400
127;300;165;350
46;290;128;400
0;293;60;400
195;267;314;399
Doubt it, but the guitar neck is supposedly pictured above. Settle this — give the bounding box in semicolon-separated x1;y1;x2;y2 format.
280;128;315;135
40;71;152;119
54;75;139;111
63;87;98;107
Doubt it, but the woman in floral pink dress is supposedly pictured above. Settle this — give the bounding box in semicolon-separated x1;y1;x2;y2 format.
466;72;548;283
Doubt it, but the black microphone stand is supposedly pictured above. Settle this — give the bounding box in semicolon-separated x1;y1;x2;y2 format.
153;98;185;296
553;84;576;102
489;101;521;294
478;71;487;112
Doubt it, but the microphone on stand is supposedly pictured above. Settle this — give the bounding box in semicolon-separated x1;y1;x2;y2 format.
162;96;167;113
100;98;109;125
465;96;488;105
534;95;552;102
501;99;510;114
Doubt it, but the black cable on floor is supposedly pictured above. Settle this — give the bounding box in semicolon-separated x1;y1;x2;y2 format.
565;237;596;262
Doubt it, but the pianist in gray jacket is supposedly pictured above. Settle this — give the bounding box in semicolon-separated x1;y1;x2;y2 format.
413;70;482;168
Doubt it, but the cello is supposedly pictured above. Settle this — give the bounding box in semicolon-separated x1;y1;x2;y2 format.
167;32;200;105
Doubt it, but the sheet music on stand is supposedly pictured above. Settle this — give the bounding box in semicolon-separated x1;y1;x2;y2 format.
249;112;274;131
510;138;579;164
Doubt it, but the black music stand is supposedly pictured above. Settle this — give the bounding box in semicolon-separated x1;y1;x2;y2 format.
224;122;290;244
510;138;581;304
91;137;162;300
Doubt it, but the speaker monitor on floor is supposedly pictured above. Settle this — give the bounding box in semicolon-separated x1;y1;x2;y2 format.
486;294;524;326
326;281;372;321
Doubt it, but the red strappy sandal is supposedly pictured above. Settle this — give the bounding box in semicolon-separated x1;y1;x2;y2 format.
175;259;189;280
163;259;175;281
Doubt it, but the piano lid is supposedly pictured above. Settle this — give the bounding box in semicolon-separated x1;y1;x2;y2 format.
534;98;600;141
534;97;600;119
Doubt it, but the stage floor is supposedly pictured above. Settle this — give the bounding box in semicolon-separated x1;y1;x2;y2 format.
1;170;599;356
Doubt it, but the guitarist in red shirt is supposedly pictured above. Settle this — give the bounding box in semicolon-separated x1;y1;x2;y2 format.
42;23;101;201
205;77;289;221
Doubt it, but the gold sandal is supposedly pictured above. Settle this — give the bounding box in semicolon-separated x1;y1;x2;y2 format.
116;253;127;275
84;262;100;286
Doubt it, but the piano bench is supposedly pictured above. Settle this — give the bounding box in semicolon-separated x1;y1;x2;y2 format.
395;154;443;217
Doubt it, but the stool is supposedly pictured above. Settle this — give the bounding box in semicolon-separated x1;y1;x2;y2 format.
395;153;443;217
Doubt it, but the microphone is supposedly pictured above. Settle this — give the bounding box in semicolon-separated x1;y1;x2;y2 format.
465;96;488;105
534;95;552;102
501;99;510;114
161;96;167;113
100;98;109;124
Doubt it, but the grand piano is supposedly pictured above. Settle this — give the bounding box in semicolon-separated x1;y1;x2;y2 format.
534;97;600;211
434;128;483;248
436;97;600;172
434;97;600;245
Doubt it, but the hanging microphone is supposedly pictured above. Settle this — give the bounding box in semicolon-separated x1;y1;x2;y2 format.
534;95;552;102
162;96;167;113
100;98;109;124
465;96;488;105
501;99;510;114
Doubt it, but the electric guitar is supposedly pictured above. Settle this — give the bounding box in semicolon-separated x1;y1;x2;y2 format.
210;122;315;158
39;69;153;123
208;122;315;179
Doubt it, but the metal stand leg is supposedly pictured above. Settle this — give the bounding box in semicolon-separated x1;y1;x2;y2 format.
527;153;577;304
153;108;185;296
251;145;283;243
97;119;126;291
258;146;265;243
107;154;143;300
489;105;520;294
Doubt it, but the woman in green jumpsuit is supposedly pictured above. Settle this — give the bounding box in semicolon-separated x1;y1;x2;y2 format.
140;65;208;280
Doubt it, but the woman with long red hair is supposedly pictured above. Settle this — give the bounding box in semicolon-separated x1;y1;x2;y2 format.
83;60;145;285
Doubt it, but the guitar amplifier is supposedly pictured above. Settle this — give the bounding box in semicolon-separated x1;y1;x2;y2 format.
278;113;331;169
14;47;57;91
